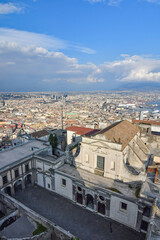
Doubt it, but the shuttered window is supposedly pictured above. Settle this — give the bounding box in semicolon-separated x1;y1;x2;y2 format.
97;156;105;170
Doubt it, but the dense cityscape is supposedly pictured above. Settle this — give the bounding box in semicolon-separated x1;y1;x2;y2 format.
0;90;160;239
1;0;160;239
1;91;160;148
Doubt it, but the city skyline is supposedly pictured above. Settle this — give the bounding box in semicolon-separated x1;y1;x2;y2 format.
1;0;160;91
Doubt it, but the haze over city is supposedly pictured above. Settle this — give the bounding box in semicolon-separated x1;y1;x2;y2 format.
1;0;160;91
1;1;160;240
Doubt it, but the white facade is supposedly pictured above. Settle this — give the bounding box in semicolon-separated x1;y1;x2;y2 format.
151;125;160;133
55;173;73;200
45;176;52;190
67;130;82;145
110;195;138;229
37;173;44;187
75;134;147;182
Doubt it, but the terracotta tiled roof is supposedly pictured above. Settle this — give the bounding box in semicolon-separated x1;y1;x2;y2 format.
94;120;139;150
66;126;95;135
132;119;160;126
31;129;49;138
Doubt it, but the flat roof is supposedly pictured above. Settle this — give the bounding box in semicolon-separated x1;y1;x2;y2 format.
0;140;48;171
56;164;136;199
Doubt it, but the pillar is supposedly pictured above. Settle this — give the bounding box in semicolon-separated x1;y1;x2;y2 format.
94;195;98;212
22;178;25;190
82;189;86;206
11;184;15;196
72;185;76;202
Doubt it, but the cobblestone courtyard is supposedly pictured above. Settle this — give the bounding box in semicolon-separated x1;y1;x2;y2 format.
14;186;145;240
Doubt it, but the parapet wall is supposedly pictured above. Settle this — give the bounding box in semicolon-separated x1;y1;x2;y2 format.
0;193;75;240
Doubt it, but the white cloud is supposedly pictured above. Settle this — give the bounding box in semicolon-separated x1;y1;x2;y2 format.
99;55;160;82
108;0;122;6
86;0;105;3
73;46;96;54
1;29;160;91
0;41;100;87
86;0;122;6
0;28;96;55
0;28;67;51
86;0;160;6
0;3;23;14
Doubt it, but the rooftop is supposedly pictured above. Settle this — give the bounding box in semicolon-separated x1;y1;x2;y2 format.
132;119;160;126
31;129;49;138
66;126;95;135
56;164;136;198
0;140;48;171
93;120;139;150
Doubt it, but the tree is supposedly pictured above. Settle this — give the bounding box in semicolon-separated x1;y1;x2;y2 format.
48;134;58;155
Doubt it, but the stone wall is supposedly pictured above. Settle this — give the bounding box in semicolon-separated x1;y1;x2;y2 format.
0;193;75;240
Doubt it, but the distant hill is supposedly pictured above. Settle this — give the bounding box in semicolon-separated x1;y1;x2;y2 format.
113;82;160;91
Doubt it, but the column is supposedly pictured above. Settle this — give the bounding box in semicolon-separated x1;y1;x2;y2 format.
94;194;98;212
22;177;25;190
11;184;15;196
106;199;110;216
72;185;76;202
82;190;86;206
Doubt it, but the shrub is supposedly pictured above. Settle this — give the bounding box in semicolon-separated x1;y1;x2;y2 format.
135;187;141;198
33;222;47;236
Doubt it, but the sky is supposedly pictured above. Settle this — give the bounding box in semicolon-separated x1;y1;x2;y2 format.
1;0;160;92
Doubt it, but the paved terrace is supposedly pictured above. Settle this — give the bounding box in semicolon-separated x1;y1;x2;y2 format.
14;186;145;240
56;164;136;198
0;140;48;171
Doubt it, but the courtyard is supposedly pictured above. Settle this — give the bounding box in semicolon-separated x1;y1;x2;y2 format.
14;186;145;240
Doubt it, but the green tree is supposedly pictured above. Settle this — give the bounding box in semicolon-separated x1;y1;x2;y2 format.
48;134;58;155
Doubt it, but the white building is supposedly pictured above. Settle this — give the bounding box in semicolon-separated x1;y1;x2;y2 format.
66;126;97;145
0;121;155;237
74;120;150;183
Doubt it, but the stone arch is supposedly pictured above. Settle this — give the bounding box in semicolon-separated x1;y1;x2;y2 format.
14;179;22;193
85;190;94;198
77;186;82;193
86;194;94;209
25;174;32;187
3;186;12;196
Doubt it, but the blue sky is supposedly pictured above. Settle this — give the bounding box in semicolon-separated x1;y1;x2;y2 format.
1;0;160;91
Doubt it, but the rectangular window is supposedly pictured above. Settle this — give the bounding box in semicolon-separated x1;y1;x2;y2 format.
48;183;50;189
15;169;19;178
111;161;115;170
25;164;29;173
120;202;127;211
2;175;8;185
97;156;105;170
62;178;66;187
